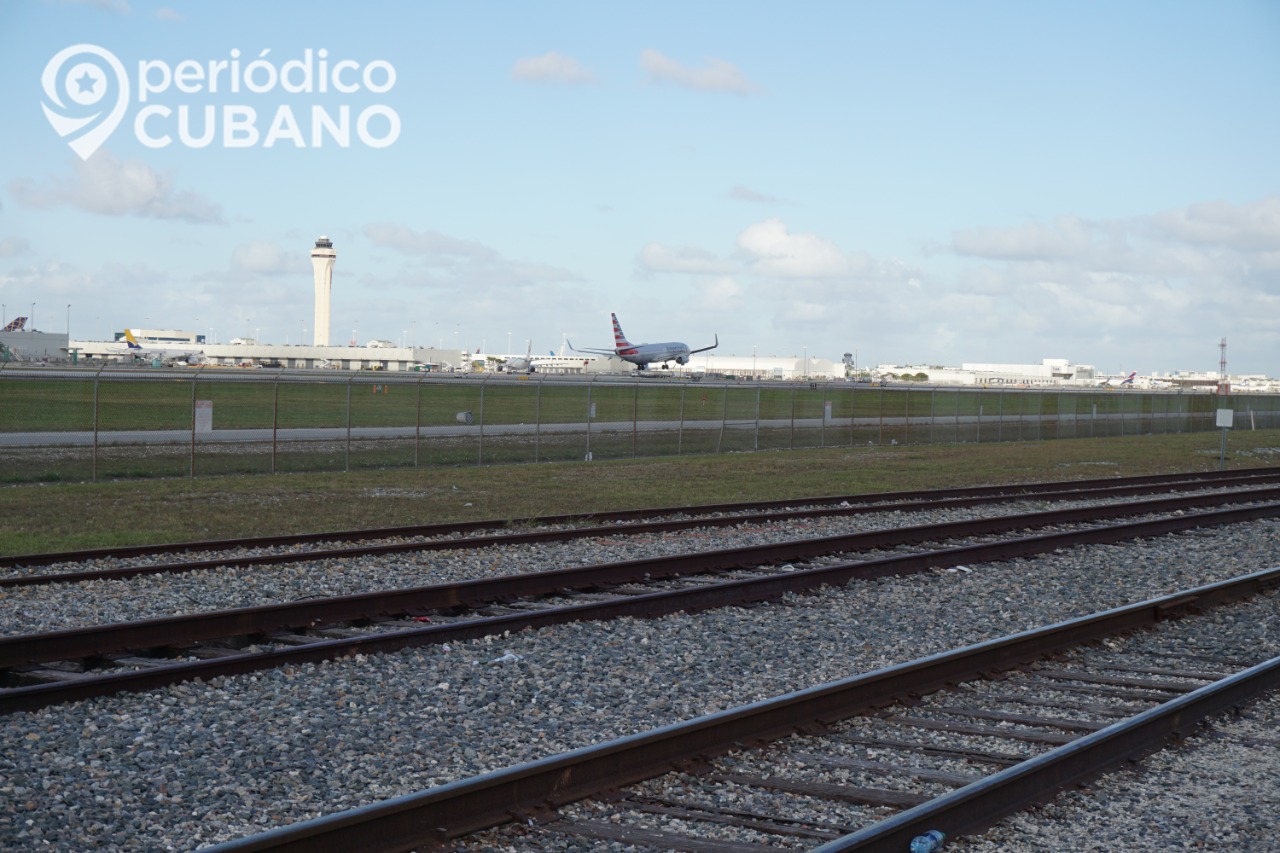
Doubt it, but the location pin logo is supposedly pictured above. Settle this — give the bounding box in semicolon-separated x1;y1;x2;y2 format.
41;44;130;161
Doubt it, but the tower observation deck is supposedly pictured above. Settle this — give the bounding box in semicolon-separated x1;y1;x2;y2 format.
310;236;336;347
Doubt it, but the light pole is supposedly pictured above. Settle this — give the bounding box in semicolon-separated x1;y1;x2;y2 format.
66;304;71;337
31;303;35;331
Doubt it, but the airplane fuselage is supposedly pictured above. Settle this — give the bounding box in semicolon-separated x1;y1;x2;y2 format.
569;313;717;370
615;342;693;369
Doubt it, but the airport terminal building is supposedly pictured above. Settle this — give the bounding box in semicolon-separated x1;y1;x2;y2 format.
39;335;1280;391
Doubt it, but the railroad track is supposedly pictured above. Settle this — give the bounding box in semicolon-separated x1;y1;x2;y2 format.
5;467;1280;588
200;568;1280;853
4;488;1280;713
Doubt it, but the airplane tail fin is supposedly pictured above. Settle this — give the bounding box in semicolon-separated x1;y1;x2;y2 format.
611;313;633;352
1;317;26;332
124;329;142;349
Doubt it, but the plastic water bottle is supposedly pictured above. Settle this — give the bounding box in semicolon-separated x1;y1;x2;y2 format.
909;829;946;853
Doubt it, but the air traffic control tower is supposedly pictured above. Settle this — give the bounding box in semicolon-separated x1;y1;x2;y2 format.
310;236;336;347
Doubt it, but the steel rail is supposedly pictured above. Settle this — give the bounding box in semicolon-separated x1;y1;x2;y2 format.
4;499;1279;714
4;466;1277;573
812;654;1280;852
7;488;1280;667
198;566;1280;853
7;470;1280;589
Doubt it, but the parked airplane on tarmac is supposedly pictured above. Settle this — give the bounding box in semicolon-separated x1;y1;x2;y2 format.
121;330;204;365
497;341;541;373
570;313;717;370
1098;371;1137;388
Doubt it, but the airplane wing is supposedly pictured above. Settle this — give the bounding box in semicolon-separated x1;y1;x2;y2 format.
689;334;718;355
566;339;617;357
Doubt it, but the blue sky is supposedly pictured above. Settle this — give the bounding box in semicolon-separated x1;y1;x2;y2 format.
1;0;1277;375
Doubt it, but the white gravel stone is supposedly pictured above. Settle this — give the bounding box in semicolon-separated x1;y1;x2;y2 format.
0;513;1277;851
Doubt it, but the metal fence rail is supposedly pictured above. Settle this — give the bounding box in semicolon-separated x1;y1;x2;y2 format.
0;366;1275;482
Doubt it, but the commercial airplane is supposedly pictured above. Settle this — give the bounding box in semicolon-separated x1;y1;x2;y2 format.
1099;371;1137;388
499;341;539;373
569;313;717;370
121;329;204;365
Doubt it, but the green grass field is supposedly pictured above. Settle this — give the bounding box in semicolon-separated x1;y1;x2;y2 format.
1;373;1276;493
1;428;1277;557
0;372;1239;432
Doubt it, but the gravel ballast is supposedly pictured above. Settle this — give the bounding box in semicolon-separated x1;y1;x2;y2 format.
1;516;1278;850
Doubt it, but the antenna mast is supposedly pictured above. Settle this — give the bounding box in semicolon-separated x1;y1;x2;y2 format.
1218;337;1229;396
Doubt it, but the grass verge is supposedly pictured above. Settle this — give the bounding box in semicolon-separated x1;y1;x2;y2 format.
2;430;1278;557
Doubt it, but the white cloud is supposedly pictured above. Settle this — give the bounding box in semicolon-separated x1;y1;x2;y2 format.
56;0;130;12
951;197;1280;268
230;241;306;275
155;7;184;21
364;222;499;262
512;52;596;85
1148;196;1280;252
0;237;30;257
362;222;580;297
778;301;828;324
694;276;743;310
729;185;782;204
951;216;1097;261
9;150;222;223
636;243;738;276
640;49;763;95
927;197;1280;370
736;218;865;278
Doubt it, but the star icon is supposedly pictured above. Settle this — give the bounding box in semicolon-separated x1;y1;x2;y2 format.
74;69;98;95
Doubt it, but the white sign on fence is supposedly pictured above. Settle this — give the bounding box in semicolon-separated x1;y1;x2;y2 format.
195;400;213;432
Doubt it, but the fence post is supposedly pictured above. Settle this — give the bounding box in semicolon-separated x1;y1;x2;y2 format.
878;383;884;445
534;374;544;463
819;383;826;448
92;363;105;482
414;375;425;467
477;375;488;466
929;386;935;445
585;376;594;460
954;388;960;444
789;383;796;450
272;374;280;474
997;387;1004;442
189;373;197;478
716;382;728;453
754;380;761;451
677;382;686;455
977;392;982;444
345;373;354;472
903;384;910;444
1037;389;1044;441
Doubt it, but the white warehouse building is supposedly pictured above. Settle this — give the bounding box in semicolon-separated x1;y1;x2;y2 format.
875;358;1099;387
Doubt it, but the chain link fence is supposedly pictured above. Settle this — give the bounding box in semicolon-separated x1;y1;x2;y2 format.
1;366;1275;483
